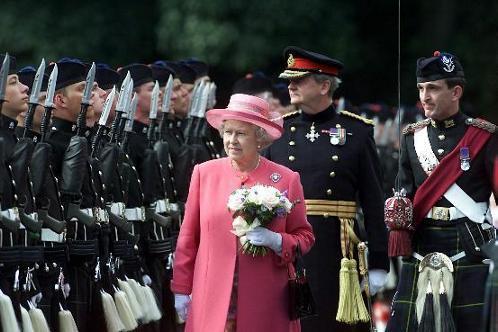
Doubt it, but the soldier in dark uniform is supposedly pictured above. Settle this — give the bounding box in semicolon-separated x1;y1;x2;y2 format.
15;65;50;141
386;51;498;331
264;46;389;331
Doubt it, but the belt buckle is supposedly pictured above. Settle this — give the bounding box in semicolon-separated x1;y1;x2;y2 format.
432;207;450;221
140;207;146;221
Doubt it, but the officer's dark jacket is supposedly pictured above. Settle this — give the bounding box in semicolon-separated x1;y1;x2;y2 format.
264;105;389;270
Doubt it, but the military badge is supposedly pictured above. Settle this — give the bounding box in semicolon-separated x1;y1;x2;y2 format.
287;54;295;67
441;54;455;73
460;147;470;171
270;172;282;183
305;122;319;142
321;127;346;145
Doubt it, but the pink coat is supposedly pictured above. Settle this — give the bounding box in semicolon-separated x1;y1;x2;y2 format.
171;157;315;332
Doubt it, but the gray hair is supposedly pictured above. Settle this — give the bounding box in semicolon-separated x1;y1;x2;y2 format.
218;121;273;150
312;74;342;98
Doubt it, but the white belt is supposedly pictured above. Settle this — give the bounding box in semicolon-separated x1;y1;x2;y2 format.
41;228;65;243
80;207;109;223
110;202;126;217
125;207;146;221
426;202;491;224
155;199;169;214
1;207;20;221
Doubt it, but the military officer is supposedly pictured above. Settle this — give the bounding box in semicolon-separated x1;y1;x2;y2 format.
264;46;389;331
386;51;498;331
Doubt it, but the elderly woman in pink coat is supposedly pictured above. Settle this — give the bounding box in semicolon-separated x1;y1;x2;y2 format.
171;93;315;332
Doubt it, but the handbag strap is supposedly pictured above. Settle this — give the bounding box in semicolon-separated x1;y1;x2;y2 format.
288;242;306;279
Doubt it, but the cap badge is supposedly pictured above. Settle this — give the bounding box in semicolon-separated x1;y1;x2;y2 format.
441;55;455;73
270;172;282;183
287;54;295;68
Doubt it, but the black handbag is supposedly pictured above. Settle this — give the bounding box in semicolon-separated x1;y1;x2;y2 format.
288;244;317;320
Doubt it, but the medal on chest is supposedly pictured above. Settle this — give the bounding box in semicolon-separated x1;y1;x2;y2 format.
321;126;347;145
305;122;320;142
460;147;470;171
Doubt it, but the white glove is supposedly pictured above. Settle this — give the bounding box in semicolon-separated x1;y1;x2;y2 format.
246;226;282;254
367;269;388;295
174;294;191;322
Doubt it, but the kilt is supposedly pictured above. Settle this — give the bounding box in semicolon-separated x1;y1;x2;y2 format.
386;220;490;332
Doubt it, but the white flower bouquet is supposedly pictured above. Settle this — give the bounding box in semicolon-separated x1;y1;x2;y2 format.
227;184;295;256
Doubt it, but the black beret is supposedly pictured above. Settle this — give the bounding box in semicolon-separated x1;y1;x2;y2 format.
279;46;344;79
0;53;17;75
17;66;49;92
47;57;87;90
164;61;196;84
117;63;153;88
95;63;120;90
416;51;465;83
232;72;272;95
272;82;291;106
181;58;209;78
150;63;176;87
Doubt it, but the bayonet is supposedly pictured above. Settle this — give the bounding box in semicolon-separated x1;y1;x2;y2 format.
99;86;116;127
207;82;217;109
91;86;116;157
124;93;138;133
81;62;96;105
160;74;174;114
40;64;58;142
149;81;160;120
28;59;45;105
116;71;131;113
24;59;46;137
0;53;10;102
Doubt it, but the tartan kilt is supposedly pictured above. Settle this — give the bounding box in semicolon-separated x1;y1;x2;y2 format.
386;221;490;332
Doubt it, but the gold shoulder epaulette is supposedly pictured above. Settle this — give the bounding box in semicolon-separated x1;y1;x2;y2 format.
465;118;497;133
402;118;431;135
339;110;374;125
282;110;301;119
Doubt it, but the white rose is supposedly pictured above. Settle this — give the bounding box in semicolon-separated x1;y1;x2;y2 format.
228;191;246;211
239;235;249;247
231;216;250;236
282;197;293;212
246;189;263;205
260;189;281;210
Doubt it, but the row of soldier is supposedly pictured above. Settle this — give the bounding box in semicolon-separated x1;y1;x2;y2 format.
0;54;219;332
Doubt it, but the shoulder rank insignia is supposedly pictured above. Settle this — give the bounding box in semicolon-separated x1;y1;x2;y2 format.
339;110;374;126
282;109;301;119
402;118;431;135
465;118;497;133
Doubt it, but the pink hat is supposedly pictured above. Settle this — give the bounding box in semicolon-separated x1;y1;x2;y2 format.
206;94;284;140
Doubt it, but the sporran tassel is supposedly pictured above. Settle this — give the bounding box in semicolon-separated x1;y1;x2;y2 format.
118;278;143;321
21;305;35;332
58;304;79;332
0;289;21;332
142;285;162;322
439;280;456;332
417;281;435;332
101;290;125;332
113;286;138;331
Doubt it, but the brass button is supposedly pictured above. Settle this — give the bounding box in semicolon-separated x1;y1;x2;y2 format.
289;155;295;161
289;140;296;146
438;134;445;140
326;189;332;195
437;149;444;155
329;171;336;178
324;213;329;218
290;126;296;132
332;155;339;161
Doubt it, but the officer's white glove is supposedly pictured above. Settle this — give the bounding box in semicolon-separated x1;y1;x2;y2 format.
174;294;191;322
367;269;388;295
246;226;282;254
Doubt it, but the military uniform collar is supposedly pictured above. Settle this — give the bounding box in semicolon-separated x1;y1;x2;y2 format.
0;113;18;130
51;117;77;134
430;111;467;129
132;120;149;135
300;104;336;123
